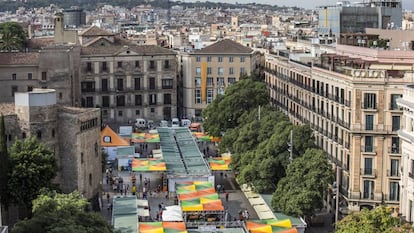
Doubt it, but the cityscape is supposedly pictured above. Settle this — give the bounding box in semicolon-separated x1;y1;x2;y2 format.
0;0;414;233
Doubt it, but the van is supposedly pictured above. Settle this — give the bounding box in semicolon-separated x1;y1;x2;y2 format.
135;118;146;128
172;118;180;127
160;120;168;127
181;119;191;127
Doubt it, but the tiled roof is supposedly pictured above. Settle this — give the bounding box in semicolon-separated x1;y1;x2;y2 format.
0;52;39;65
79;26;115;36
0;103;15;116
81;45;176;56
27;37;55;50
195;39;253;54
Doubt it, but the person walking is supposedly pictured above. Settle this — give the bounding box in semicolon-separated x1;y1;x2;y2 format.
225;191;229;201
106;193;110;203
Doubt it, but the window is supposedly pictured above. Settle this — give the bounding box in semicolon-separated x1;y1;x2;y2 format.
229;56;234;62
89;174;92;186
164;60;170;69
196;56;201;62
195;77;201;86
229;67;234;75
81;153;84;164
27;73;32;80
117;78;124;91
240;67;246;75
364;158;373;175
217;77;224;87
37;130;42;139
85;97;94;107
22;132;26;139
59;92;62;100
365;115;374;130
132;77;140;90
228;77;236;84
195;89;201;104
207;56;211;62
389;182;399;201
116;95;125;106
12;73;16;80
363;180;374;199
162;79;173;89
164;94;171;104
135;95;142;106
365;136;373;152
149;77;156;90
102;96;109;107
11;86;17;97
218;67;224;75
135;61;140;67
102;79;108;92
196;67;201;75
207;77;213;86
392;116;400;131
87;62;92;72
102;62;107;71
149;94;157;105
149;60;155;70
118;110;123;116
391;137;400;153
95;142;98;157
135;110;140;115
41;72;47;80
218;56;223;62
207;89;213;104
363;93;377;109
81;81;95;92
151;108;155;113
390;159;399;176
117;61;122;68
27;86;33;92
52;129;55;138
240;56;246;62
390;94;402;110
207;67;212;75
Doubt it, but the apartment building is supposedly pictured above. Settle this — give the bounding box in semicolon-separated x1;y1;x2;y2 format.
397;86;414;224
77;26;178;123
180;39;257;119
265;44;414;212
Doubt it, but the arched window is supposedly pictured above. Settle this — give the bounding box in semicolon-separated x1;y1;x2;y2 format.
36;130;42;139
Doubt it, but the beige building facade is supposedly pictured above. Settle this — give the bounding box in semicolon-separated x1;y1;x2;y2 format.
180;39;257;119
265;45;414;212
79;26;178;123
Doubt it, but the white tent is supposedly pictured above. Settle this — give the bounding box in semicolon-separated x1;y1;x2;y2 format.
162;205;183;221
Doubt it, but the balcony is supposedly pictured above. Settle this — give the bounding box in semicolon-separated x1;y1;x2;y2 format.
388;146;401;155
386;170;400;178
361;168;376;177
389;103;403;111
362;102;378;111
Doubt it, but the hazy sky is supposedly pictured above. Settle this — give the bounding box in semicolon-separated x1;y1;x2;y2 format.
192;0;414;10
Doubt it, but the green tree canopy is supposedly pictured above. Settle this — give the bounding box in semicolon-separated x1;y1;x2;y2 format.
202;76;269;136
271;148;334;218
221;105;315;193
12;191;116;233
0;22;26;52
8;137;57;209
336;206;414;233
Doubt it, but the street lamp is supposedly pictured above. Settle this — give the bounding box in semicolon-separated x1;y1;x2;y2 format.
287;130;293;163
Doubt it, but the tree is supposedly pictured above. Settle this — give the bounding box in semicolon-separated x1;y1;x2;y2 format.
222;105;316;193
202;76;269;136
336;206;414;233
271;148;334;219
12;191;116;233
0;22;26;52
8;137;57;211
